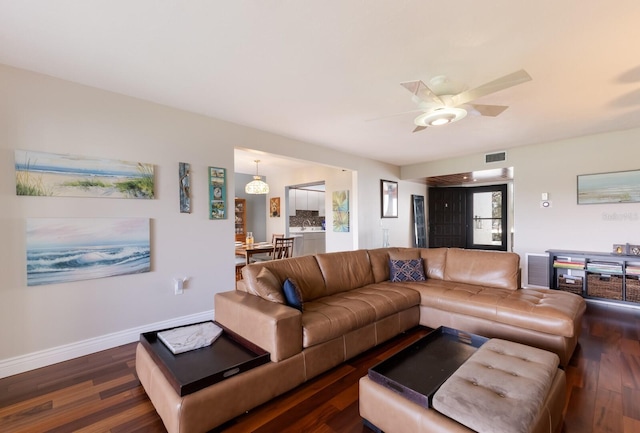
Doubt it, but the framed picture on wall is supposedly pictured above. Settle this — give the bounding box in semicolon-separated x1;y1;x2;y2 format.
209;167;227;219
270;197;280;217
179;162;191;213
381;179;398;218
332;190;349;232
577;169;640;204
15;149;155;199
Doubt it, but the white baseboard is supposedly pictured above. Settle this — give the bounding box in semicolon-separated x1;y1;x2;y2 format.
0;310;214;379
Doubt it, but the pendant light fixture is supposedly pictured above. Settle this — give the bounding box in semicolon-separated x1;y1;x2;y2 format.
245;160;269;194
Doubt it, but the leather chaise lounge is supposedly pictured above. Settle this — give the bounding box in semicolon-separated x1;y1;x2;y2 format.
136;247;586;433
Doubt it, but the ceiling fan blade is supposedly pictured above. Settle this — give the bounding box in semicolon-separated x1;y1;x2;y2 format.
412;125;427;133
401;80;444;105
469;104;509;117
452;69;532;106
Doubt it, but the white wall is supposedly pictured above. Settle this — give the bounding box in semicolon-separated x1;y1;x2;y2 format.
0;64;422;375
402;127;640;285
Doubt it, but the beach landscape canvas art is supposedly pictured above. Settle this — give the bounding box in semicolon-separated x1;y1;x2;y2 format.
578;169;640;204
26;218;151;286
15;150;154;199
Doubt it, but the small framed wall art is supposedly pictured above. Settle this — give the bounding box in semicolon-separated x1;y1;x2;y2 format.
270;197;280;217
209;167;227;219
179;162;191;213
332;190;350;232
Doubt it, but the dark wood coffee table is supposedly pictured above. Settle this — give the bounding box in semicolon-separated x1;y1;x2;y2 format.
140;321;270;396
368;326;487;409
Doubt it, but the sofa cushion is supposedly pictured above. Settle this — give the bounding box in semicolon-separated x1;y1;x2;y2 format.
283;278;303;311
419;247;448;280
315;250;374;296
242;255;327;302
389;248;421;260
300;284;420;347
495;288;586;338
410;279;518;324
368;248;401;283
389;259;426;282
369;248;444;283
410;280;585;338
245;267;286;304
444;248;520;290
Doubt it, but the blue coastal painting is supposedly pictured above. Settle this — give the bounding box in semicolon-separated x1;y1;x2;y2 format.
26;218;151;286
15;150;154;199
578;170;640;204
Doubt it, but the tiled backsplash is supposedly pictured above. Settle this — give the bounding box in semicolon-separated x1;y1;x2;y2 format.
290;210;325;228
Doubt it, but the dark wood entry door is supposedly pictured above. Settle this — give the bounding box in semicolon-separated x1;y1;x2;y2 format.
428;187;467;248
428;184;508;250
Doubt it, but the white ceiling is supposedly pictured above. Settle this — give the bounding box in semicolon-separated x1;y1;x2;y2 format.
234;147;317;177
2;1;640;168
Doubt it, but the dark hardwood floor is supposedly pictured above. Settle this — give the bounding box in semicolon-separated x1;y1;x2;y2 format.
1;301;638;433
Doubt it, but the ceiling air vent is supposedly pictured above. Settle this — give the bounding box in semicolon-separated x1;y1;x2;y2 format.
485;151;507;164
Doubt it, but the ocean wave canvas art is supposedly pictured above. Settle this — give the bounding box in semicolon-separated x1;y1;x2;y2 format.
26;218;151;286
15;150;154;199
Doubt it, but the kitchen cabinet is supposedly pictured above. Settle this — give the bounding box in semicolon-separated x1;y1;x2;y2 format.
317;191;325;216
295;189;308;211
307;190;318;211
302;232;326;255
289;189;325;215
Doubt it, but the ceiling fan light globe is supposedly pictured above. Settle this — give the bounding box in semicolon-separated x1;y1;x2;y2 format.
413;107;467;127
430;117;452;126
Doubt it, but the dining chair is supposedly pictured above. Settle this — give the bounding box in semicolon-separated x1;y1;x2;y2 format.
251;234;284;262
235;256;246;281
252;236;294;262
272;237;294;260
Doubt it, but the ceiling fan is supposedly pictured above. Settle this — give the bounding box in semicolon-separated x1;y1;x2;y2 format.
399;69;532;132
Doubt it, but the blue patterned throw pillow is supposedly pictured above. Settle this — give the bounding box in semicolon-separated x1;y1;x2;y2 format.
389;259;426;282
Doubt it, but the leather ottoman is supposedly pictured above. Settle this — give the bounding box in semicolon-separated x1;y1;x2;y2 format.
359;339;566;433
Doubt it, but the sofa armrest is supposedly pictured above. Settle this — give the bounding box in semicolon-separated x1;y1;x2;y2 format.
214;291;302;362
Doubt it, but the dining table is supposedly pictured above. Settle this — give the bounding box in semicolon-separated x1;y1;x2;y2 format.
235;242;274;265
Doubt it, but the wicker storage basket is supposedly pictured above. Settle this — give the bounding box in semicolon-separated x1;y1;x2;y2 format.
625;276;640;304
558;276;583;295
586;274;623;300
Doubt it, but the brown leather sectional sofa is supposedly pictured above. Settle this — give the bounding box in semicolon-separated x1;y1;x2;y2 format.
137;247;586;433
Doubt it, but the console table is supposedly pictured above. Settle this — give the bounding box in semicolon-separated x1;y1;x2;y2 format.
547;249;640;306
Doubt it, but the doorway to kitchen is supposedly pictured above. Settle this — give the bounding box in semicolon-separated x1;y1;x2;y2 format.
286;182;326;256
